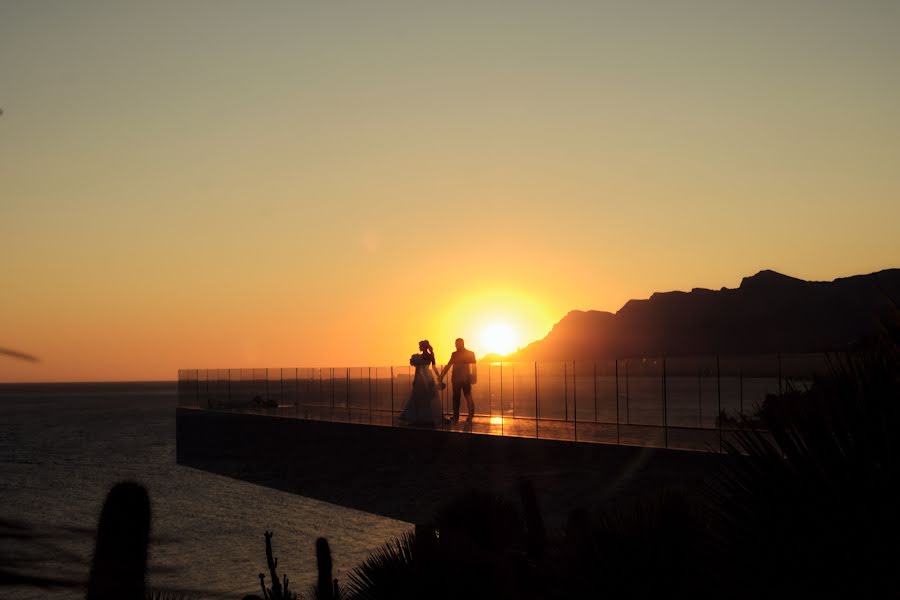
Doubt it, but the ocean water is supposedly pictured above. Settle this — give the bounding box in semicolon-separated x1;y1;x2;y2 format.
0;383;410;599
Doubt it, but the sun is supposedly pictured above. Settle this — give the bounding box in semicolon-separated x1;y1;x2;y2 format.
480;322;519;356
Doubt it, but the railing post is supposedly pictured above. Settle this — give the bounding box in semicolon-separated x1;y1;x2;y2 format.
390;366;395;427
534;362;539;439
625;360;630;424
717;355;722;452
511;362;516;419
572;361;577;444
564;362;569;422
739;364;743;421
488;363;492;421
615;359;620;445
368;366;372;424
593;362;598;423
500;362;503;437
662;358;668;449
440;363;446;424
347;367;351;422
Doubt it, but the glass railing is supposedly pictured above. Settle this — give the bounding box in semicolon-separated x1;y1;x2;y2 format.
177;353;829;452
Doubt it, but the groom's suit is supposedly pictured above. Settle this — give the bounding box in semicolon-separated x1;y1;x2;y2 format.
446;348;477;419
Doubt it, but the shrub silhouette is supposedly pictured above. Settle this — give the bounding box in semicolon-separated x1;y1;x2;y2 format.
346;489;531;600
711;345;900;597
344;345;899;598
518;480;546;561
548;491;711;599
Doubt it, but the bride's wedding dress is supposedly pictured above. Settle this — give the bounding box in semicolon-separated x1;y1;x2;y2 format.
398;353;445;426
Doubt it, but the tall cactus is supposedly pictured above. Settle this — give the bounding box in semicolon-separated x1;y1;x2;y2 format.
313;537;341;600
85;481;151;600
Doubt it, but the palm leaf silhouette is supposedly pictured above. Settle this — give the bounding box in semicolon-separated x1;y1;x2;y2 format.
345;532;416;600
709;344;900;597
0;347;39;362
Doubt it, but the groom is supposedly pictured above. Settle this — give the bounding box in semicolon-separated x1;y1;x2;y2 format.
439;338;477;422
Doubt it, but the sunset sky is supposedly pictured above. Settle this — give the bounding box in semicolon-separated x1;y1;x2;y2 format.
2;1;899;382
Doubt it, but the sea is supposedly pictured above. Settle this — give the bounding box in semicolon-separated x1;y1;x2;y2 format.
0;382;410;599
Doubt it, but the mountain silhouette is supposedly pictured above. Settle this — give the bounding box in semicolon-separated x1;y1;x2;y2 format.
501;269;900;361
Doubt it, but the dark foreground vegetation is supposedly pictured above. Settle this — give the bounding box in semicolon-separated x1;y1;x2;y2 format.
3;344;897;599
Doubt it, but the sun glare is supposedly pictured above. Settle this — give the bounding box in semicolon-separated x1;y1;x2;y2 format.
480;323;518;356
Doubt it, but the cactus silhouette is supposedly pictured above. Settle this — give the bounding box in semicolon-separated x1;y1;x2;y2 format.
85;481;151;600
255;530;296;600
312;537;342;600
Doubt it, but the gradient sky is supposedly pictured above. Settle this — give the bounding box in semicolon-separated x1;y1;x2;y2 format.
2;1;899;382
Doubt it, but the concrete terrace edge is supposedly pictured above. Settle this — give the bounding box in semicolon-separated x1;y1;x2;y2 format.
176;408;731;525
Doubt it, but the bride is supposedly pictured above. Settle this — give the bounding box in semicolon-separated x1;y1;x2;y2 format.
398;340;448;427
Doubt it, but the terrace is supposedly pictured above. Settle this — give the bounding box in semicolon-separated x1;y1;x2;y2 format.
176;353;825;523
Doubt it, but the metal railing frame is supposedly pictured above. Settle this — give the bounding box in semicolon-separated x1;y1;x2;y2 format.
177;353;824;453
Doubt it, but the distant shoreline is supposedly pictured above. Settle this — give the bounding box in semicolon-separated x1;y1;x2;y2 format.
0;380;177;392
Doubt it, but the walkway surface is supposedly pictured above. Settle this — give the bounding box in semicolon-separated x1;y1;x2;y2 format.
194;404;745;453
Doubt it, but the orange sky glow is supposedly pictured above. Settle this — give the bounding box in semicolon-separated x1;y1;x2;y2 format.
2;2;899;382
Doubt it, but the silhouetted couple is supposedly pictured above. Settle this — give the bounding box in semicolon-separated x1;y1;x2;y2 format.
398;338;477;427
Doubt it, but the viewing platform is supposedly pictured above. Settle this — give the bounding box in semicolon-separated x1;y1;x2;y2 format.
177;354;824;452
176;355;824;523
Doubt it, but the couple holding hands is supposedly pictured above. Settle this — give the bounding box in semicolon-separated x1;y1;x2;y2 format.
398;338;477;427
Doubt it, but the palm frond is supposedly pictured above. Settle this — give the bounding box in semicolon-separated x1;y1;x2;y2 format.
345;532;416;600
710;344;900;596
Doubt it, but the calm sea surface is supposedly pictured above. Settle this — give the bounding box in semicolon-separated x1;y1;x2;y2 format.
0;383;410;599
